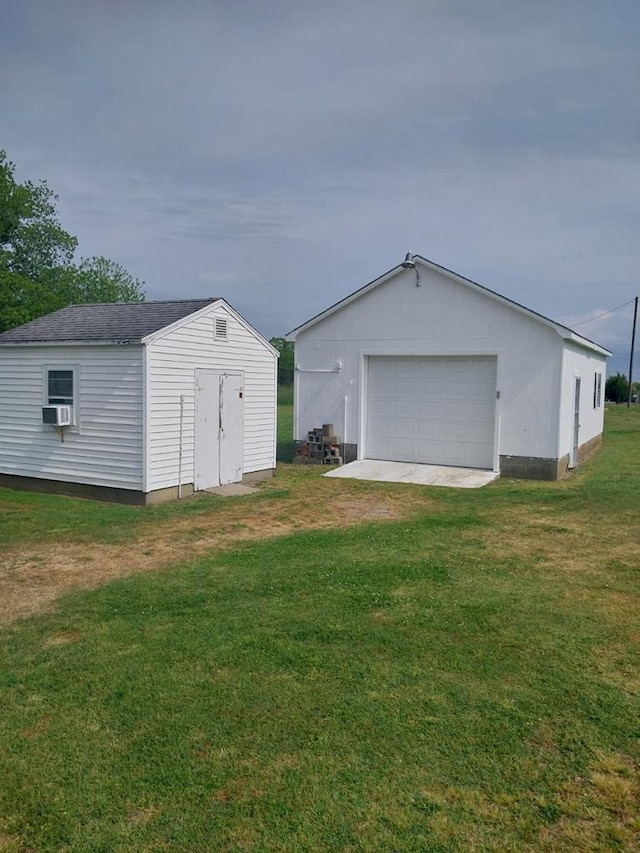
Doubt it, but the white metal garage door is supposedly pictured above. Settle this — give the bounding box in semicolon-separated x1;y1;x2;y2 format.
366;356;496;469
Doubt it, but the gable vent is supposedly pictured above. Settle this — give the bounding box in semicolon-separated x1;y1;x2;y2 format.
214;317;228;340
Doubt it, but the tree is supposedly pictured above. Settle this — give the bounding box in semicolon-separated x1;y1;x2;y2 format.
605;372;629;404
0;150;144;332
70;257;144;305
269;337;294;385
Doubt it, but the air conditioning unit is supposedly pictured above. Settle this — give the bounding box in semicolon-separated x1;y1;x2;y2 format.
42;405;73;426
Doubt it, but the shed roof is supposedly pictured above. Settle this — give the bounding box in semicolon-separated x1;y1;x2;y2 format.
0;299;220;344
287;255;611;357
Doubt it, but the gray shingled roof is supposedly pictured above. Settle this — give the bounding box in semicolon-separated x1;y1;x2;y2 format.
0;299;220;343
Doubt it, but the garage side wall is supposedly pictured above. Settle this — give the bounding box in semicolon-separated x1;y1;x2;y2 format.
557;342;607;471
0;344;145;490
293;266;565;465
146;304;277;492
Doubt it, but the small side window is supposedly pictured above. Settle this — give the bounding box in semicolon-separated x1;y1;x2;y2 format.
43;366;77;426
48;369;74;405
593;372;602;408
214;317;228;340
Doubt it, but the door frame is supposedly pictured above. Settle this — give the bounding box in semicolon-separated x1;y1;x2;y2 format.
194;369;244;490
569;373;581;469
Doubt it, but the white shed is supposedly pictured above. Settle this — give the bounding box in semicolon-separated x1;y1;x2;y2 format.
287;255;610;480
0;299;277;503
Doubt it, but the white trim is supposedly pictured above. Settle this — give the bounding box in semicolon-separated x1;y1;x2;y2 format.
358;352;367;459
142;345;149;494
0;302;279;357
272;367;278;467
142;299;279;357
287;256;611;357
493;355;502;473
568;372;582;469
295;365;342;373
359;352;499;469
219;301;279;356
0;340;141;347
593;370;603;409
42;363;80;430
293;362;300;442
140;300;222;345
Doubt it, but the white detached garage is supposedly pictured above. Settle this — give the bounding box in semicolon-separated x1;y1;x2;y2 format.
288;255;610;480
0;299;277;503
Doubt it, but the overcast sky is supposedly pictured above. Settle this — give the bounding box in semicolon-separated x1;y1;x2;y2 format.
2;0;638;372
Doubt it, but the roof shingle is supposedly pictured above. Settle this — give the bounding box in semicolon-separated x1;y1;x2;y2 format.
0;299;220;344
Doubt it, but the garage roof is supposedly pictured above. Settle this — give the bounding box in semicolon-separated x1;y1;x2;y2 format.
286;255;611;357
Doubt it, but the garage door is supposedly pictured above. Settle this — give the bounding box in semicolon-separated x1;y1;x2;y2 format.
366;356;496;469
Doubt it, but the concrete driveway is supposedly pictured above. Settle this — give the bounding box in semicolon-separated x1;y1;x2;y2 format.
324;459;499;488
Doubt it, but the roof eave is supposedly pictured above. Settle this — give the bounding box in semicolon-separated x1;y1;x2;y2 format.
286;255;611;357
0;339;143;347
286;264;402;340
558;330;612;357
141;298;279;357
140;299;223;345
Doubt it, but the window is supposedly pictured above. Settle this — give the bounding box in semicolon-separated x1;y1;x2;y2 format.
593;371;602;408
214;317;228;340
43;366;77;425
47;369;74;405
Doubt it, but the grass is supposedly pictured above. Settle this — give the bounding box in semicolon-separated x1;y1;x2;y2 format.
0;384;294;551
276;384;294;461
0;407;639;851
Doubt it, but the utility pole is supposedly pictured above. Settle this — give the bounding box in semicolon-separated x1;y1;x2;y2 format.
628;295;638;407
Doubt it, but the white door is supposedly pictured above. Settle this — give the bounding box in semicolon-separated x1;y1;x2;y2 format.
194;370;244;490
219;371;244;485
569;376;581;469
366;356;496;469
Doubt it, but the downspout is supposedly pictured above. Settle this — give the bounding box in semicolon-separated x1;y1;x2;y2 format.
343;395;348;448
178;393;185;499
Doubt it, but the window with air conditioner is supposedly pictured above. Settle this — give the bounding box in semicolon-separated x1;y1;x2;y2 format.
43;366;77;426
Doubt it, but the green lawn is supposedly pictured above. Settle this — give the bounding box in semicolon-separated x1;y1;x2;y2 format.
0;408;639;851
276;384;293;462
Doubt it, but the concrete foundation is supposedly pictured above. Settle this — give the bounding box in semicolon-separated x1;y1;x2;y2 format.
242;468;275;485
499;455;565;481
501;434;602;481
298;435;602;483
0;468;274;505
341;443;358;464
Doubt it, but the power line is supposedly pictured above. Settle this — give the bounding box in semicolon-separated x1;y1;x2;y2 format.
572;299;636;327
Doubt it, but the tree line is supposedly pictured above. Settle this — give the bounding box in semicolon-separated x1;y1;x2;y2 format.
606;373;639;404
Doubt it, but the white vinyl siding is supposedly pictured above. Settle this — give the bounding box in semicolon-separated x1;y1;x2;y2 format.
146;304;276;491
214;317;228;340
0;346;144;488
293;263;607;465
557;344;607;460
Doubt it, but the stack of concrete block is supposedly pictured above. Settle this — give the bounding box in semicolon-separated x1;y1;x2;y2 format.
295;424;343;466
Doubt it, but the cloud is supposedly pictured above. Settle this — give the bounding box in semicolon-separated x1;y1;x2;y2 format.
1;0;638;353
